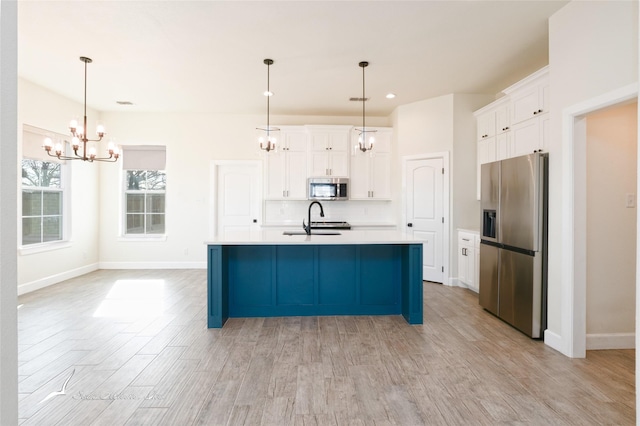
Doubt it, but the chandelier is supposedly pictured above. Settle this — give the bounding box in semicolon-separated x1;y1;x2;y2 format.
43;56;119;162
257;58;279;152
355;61;376;152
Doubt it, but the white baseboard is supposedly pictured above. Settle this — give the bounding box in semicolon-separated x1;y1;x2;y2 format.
18;263;99;295
98;261;207;269
446;278;459;287
447;278;478;293
586;332;635;350
544;329;565;354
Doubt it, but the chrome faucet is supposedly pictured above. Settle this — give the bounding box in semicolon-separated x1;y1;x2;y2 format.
303;201;324;235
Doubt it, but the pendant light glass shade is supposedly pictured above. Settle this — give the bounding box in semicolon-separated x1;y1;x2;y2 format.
355;61;376;153
257;58;279;152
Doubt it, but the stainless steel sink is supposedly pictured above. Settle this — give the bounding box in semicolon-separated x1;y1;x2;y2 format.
282;231;341;236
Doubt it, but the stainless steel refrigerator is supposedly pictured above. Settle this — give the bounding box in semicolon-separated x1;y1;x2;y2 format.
479;152;548;338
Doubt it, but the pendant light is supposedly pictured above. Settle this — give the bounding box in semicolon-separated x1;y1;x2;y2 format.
355;61;376;152
43;56;119;162
257;58;279;152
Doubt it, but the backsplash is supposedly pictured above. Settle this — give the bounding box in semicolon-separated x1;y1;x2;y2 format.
264;200;395;227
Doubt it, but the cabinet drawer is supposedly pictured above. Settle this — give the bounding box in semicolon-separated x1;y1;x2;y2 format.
458;231;475;246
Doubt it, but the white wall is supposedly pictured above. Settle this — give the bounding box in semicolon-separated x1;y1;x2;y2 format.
17;79;102;293
97;111;389;268
452;94;493;231
391;93;492;283
547;0;639;355
586;102;637;338
0;0;19;422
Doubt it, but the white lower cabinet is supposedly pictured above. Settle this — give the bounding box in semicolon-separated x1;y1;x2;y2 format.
458;230;479;293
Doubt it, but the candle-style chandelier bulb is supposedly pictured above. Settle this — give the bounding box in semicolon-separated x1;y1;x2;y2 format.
43;56;120;163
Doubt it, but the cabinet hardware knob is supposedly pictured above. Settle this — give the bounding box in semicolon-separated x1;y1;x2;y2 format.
533;111;538;115
407;223;413;227
538;109;543;113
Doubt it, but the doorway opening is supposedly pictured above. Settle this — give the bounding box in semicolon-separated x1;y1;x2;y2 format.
561;83;638;358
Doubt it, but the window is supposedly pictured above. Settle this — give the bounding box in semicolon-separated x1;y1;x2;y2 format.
122;145;167;236
21;159;63;245
124;170;166;235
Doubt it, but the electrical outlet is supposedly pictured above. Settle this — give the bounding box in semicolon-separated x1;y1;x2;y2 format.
626;193;636;208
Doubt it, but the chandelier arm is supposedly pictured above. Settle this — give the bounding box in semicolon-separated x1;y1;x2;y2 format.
44;56;118;163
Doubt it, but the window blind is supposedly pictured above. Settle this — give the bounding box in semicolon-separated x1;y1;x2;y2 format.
122;145;166;170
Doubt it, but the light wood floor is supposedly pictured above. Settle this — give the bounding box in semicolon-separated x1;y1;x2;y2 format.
17;269;634;425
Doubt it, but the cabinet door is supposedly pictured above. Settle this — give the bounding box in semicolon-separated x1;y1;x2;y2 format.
511;86;540;125
265;152;287;199
286;131;309;152
465;246;476;289
495;105;510;134
286;151;308;199
477;137;495;200
476;112;496;140
349;152;370;199
458;245;469;284
329;132;349;152
309;132;329;151
370;152;391;199
496;132;511;161
309;151;330;177
329;151;349;176
511;118;540;157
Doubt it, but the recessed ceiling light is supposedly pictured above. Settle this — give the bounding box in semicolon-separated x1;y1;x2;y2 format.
386;93;396;99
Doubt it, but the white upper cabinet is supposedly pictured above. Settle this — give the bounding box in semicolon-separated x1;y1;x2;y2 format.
349;128;392;200
264;127;308;200
505;66;549;125
476;99;509;141
474;66;549;200
307;126;351;177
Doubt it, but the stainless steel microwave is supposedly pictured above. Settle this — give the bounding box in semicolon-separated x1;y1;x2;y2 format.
308;177;348;201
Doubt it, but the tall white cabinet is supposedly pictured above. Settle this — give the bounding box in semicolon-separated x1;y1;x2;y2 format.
349;128;392;200
264;127;308;200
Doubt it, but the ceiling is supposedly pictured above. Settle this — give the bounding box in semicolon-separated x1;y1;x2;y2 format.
17;1;569;118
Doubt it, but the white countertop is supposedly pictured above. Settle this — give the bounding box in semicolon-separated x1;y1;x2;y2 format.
206;229;422;245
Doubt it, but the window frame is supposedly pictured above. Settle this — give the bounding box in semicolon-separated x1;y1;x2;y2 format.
122;169;167;238
19;154;70;252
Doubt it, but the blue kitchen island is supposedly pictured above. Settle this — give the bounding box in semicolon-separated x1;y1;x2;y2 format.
206;230;423;327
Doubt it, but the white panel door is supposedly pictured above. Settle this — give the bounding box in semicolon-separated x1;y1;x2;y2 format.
406;158;444;283
217;163;261;237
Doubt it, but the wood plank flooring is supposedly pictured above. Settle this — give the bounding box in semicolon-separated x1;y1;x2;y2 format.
18;269;635;425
